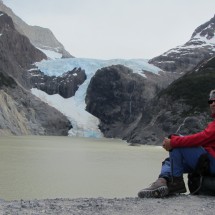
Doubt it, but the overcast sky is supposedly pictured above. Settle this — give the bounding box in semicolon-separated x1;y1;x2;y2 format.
3;0;215;59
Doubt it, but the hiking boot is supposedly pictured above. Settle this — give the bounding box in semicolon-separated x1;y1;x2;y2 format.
138;178;169;198
168;176;187;194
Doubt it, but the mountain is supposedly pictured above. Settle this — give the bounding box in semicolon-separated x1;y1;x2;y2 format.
149;14;215;77
0;0;72;59
127;56;215;145
0;11;46;87
29;15;215;143
0;11;71;135
30;58;164;138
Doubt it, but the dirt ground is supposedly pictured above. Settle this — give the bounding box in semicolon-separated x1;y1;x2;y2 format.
0;195;215;215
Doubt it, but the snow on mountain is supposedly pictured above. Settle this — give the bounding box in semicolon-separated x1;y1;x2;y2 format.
31;58;162;138
149;15;215;75
164;15;215;56
191;32;215;53
37;47;63;59
163;32;215;57
194;32;215;45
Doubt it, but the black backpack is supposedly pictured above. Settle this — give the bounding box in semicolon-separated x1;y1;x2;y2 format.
188;153;215;195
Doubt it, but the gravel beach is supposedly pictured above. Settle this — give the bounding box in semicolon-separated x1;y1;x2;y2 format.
1;195;215;215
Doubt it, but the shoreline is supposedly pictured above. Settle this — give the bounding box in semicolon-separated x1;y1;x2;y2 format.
1;195;215;214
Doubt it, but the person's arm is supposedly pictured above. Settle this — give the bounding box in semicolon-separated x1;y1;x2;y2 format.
170;121;215;148
162;137;172;151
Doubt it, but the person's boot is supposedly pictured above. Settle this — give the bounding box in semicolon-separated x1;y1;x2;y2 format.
168;176;187;194
138;178;169;198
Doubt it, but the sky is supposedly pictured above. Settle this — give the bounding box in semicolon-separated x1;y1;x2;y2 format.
3;0;215;59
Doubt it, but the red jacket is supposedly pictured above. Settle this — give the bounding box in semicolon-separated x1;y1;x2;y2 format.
171;119;215;158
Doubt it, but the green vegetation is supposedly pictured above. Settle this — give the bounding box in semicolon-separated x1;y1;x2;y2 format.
159;59;215;113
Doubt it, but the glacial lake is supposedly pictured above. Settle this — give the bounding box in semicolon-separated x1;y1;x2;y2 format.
0;136;168;200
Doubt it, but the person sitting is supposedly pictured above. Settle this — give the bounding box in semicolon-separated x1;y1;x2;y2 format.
138;89;215;198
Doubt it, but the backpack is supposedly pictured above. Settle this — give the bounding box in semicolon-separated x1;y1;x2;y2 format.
188;153;215;195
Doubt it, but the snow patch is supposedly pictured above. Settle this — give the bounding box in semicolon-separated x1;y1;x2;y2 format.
31;88;103;138
37;47;62;59
193;33;215;45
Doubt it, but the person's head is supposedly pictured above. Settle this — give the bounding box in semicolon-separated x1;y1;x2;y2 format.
208;89;215;114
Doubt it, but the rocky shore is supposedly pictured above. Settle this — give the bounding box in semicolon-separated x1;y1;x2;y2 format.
1;195;215;215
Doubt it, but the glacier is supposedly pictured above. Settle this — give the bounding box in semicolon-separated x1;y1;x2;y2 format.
31;56;162;138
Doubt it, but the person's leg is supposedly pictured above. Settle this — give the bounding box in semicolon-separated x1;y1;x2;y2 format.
138;147;208;198
167;147;207;194
170;147;207;177
137;177;169;198
158;152;188;194
159;157;171;179
138;157;170;198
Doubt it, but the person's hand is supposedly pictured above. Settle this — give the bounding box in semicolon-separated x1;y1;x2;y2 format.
162;137;172;151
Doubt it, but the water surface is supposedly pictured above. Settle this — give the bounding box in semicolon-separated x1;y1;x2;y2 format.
0;136;167;200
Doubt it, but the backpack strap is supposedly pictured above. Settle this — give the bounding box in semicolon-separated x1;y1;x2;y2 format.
188;153;210;195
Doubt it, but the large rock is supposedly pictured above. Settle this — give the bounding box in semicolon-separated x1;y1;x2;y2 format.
85;65;161;139
29;67;86;98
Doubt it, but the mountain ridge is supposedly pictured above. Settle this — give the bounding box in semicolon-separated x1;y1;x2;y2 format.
0;0;73;58
0;11;71;136
149;14;215;77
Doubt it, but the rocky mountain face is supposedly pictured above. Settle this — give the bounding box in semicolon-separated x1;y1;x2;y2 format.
0;12;71;136
29;67;86;98
85;65;165;139
149;15;215;77
126;56;215;145
0;11;47;87
0;0;72;58
0;77;72;135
